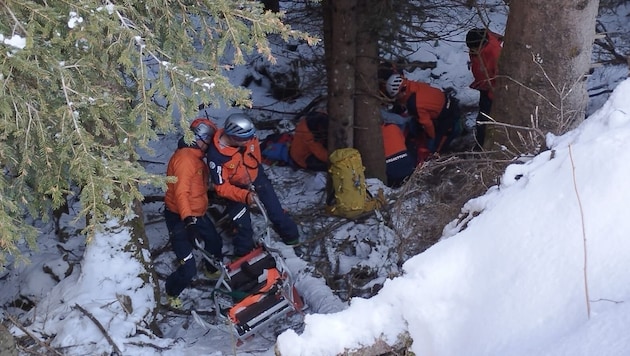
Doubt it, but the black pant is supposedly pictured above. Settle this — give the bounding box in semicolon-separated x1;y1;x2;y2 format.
164;209;221;297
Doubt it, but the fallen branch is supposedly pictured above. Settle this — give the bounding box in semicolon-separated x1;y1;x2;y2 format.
73;304;122;356
568;145;591;319
142;195;164;204
125;341;170;352
5;314;63;356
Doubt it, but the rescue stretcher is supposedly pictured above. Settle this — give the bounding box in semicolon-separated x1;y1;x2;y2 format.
194;194;305;340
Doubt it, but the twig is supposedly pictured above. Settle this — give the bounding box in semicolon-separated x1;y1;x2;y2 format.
125;341;170;351
568;145;590;319
0;0;28;34
5;314;63;356
594;20;628;65
73;303;123;355
137;159;164;165
142;195;165;204
479;114;546;139
295;218;354;247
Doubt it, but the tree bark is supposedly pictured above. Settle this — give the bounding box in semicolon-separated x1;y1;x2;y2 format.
354;0;386;181
260;0;279;13
323;0;357;151
487;0;599;155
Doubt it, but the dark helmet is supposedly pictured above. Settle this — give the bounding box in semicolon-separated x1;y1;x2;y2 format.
466;28;488;50
190;118;216;142
224;113;256;140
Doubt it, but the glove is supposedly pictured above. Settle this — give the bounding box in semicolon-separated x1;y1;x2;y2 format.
184;216;203;247
246;192;258;208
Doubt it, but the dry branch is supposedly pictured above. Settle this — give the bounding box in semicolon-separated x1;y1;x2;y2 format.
73;304;122;356
5;314;62;356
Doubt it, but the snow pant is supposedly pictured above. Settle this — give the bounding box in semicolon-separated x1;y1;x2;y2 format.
164;209;222;297
475;90;492;149
304;154;328;172
386;151;415;188
252;170;299;244
224;201;256;257
428;95;462;154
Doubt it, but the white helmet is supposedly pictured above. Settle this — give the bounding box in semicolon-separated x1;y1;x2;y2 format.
224;113;256;140
386;74;404;98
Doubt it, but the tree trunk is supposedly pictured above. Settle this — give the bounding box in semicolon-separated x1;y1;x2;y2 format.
323;0;357;150
128;198;162;327
354;0;386;181
487;0;599;156
0;324;17;356
260;0;279;13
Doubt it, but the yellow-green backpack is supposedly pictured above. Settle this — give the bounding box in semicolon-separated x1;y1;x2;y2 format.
326;148;384;219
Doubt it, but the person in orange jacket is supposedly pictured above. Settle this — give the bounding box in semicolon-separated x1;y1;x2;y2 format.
164;118;222;308
386;74;462;162
382;123;415;187
289;111;329;171
206;113;300;257
466;28;503;148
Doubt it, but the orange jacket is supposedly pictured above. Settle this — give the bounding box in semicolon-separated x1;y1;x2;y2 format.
206;129;261;204
469;32;502;99
400;79;445;139
164;141;209;220
289;114;329;169
382;124;407;158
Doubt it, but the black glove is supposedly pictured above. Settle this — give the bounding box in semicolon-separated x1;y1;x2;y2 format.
184;216;203;247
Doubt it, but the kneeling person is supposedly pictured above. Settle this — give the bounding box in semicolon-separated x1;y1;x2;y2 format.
382;123;415;187
206;113;301;257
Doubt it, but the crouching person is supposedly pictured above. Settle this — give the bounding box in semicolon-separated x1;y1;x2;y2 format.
206;113;301;257
164;118;223;309
382;123;415;188
386;74;461;162
289;111;329;171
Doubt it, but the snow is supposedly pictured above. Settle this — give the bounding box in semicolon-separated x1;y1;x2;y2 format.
276;79;630;356
3;2;630;356
0;34;26;50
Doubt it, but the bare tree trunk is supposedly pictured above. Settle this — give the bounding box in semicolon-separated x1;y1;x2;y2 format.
355;0;386;181
128;198;161;325
323;0;357;150
260;0;279;13
92;100;160;328
487;0;599;155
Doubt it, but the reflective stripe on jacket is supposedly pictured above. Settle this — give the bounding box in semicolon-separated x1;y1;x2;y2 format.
206;129;261;204
382;123;408;159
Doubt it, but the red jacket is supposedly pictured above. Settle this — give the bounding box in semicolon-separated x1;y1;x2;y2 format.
469;32;502;99
400;79;445;139
206;129;262;204
382;124;407;158
164;141;209;220
290;116;329;168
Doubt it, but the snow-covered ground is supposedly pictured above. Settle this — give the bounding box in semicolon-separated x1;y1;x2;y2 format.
2;1;630;355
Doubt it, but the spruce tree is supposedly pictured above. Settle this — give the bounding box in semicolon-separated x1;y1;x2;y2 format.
0;0;315;265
